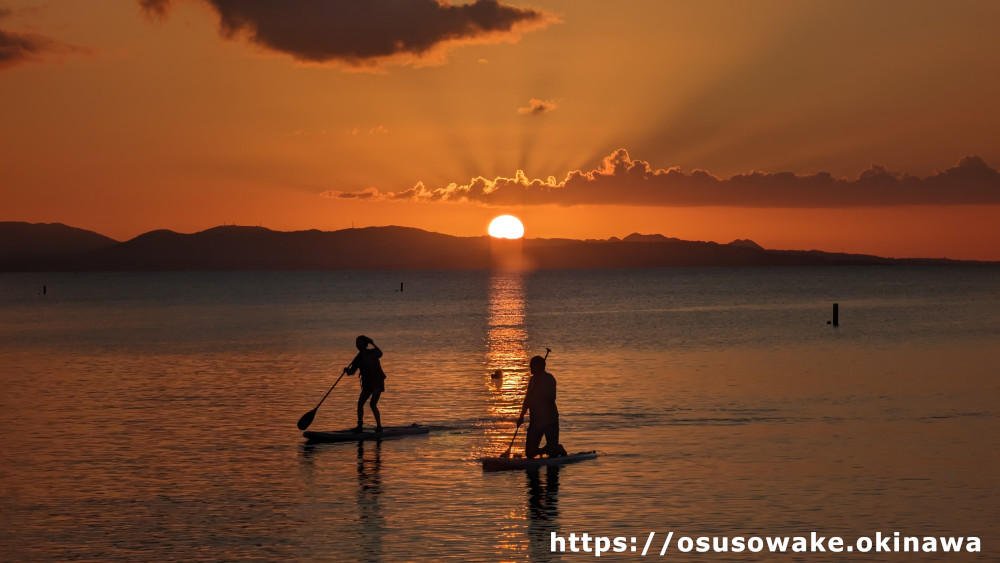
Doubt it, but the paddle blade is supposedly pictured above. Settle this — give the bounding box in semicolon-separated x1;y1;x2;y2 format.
297;409;317;431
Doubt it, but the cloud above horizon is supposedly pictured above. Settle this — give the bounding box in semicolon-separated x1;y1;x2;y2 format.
323;149;1000;208
141;0;556;69
0;8;83;70
517;98;557;115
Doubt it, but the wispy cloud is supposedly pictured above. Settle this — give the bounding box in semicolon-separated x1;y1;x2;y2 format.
517;98;557;115
141;0;557;69
323;186;382;200
340;125;389;136
138;0;171;20
0;8;86;70
324;149;1000;208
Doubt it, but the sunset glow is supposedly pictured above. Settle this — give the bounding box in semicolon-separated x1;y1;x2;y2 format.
2;2;998;558
1;1;999;259
488;215;525;239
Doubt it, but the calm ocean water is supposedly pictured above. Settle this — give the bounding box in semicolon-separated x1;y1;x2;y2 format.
1;267;998;561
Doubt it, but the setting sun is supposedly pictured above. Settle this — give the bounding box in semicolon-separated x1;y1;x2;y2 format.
488;215;525;239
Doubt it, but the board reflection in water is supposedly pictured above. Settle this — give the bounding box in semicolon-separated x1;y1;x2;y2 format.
528;466;560;562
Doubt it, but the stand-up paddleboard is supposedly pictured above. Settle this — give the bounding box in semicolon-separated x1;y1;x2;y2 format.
482;450;598;472
303;423;430;443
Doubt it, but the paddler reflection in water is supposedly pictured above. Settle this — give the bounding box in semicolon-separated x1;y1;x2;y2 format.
517;355;567;458
346;335;386;433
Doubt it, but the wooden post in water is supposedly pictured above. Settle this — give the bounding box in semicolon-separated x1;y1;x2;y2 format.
400;282;404;292
833;303;839;326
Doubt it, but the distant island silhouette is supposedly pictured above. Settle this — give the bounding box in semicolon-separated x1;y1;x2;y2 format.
0;222;991;272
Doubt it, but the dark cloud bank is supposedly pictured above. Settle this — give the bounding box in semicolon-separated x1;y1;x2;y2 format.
141;0;555;67
326;149;1000;208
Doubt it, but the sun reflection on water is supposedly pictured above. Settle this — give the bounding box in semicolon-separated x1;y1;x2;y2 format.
484;271;530;454
483;272;569;560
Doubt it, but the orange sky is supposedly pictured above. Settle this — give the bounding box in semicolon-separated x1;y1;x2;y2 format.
2;0;999;260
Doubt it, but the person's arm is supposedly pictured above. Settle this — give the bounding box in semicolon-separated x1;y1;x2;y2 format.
345;352;361;375
369;340;383;359
517;378;535;426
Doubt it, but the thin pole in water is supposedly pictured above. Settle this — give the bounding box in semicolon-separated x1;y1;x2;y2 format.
833;303;839;326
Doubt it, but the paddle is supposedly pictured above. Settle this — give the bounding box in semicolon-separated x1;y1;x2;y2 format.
500;348;550;458
500;422;521;459
297;368;348;431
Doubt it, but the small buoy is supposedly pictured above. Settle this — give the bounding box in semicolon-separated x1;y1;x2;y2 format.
491;369;502;379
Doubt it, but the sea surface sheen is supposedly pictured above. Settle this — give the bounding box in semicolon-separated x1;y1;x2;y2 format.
1;267;997;561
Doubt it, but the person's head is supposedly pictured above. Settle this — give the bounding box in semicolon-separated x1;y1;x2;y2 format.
529;355;546;375
356;335;370;350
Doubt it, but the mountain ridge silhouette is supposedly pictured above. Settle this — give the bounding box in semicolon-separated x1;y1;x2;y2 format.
0;222;988;271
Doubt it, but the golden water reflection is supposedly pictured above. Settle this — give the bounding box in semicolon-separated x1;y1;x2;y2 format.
486;272;555;561
484;271;530;454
